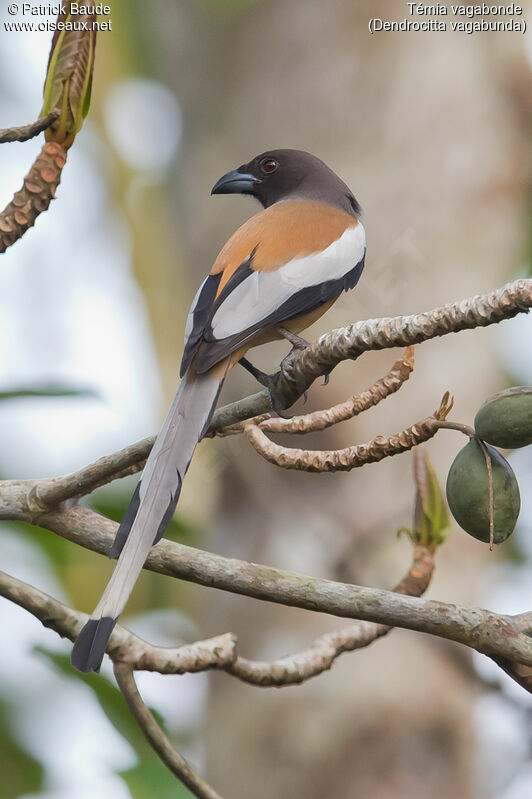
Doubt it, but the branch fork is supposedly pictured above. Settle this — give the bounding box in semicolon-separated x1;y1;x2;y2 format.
1;278;532;797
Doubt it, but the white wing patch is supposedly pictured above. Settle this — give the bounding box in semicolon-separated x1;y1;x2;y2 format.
210;223;366;340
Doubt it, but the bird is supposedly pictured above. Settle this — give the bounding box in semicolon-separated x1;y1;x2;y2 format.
71;148;366;673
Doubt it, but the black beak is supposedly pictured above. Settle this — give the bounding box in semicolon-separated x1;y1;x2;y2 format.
211;168;261;195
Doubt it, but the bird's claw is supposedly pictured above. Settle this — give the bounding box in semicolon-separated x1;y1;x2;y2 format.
239;357;291;418
268;384;291;418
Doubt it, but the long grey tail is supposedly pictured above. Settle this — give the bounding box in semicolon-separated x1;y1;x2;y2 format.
71;368;225;673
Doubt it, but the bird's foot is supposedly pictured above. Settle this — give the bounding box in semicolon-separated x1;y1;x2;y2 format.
278;326;328;387
277;326;311;350
239;357;291;418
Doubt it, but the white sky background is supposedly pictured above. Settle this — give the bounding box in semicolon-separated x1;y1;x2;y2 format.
0;12;204;799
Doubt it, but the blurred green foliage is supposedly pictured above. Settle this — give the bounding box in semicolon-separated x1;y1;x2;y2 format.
0;385;97;400
92;492;199;545
12;484;201;613
4;486;202;798
0;699;44;798
121;759;193;799
37;650;195;799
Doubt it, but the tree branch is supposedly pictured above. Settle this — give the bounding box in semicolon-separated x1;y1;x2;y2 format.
272;278;532;409
204;278;532;429
0;543;434;686
0;111;60;144
0;569;236;674
0;142;67;253
12;277;531;509
0;277;531;693
24;349;416;507
227;545;434;686
2;539;530;694
113;662;224;799
1;499;529;669
28;436;153;510
258;345;415;435
244;392;452;472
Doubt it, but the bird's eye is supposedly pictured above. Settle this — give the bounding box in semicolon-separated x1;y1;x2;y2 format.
259;158;279;174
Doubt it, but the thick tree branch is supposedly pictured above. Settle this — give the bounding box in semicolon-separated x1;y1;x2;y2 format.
2;542;530;692
258;345;415;435
272;277;532;409
13;277;532;508
1;499;530;669
206;278;532;428
0;278;531;694
0;142;67;253
0;569;236;674
0;545;434;687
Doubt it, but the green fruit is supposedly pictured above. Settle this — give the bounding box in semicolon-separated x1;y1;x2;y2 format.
446;440;520;544
474;386;532;449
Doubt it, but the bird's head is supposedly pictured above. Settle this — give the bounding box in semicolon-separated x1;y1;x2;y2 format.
211;149;360;216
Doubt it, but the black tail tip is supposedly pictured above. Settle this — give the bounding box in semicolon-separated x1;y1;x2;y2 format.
71;617;117;673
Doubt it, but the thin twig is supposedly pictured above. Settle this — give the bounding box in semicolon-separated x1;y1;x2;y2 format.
0;111;59;144
114;662;224;799
244;393;453;472
228;545;434;686
259;346;415;435
478;438;495;550
30;436;153;509
434;419;475;438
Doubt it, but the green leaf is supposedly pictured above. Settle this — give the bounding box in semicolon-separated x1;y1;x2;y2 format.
120;758;195;799
11;520;72;572
0;699;44;798
36;649;193;799
0;385;97;401
410;448;450;548
82;70;94;119
36;649;173;749
41;6;97;147
36;648;150;756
